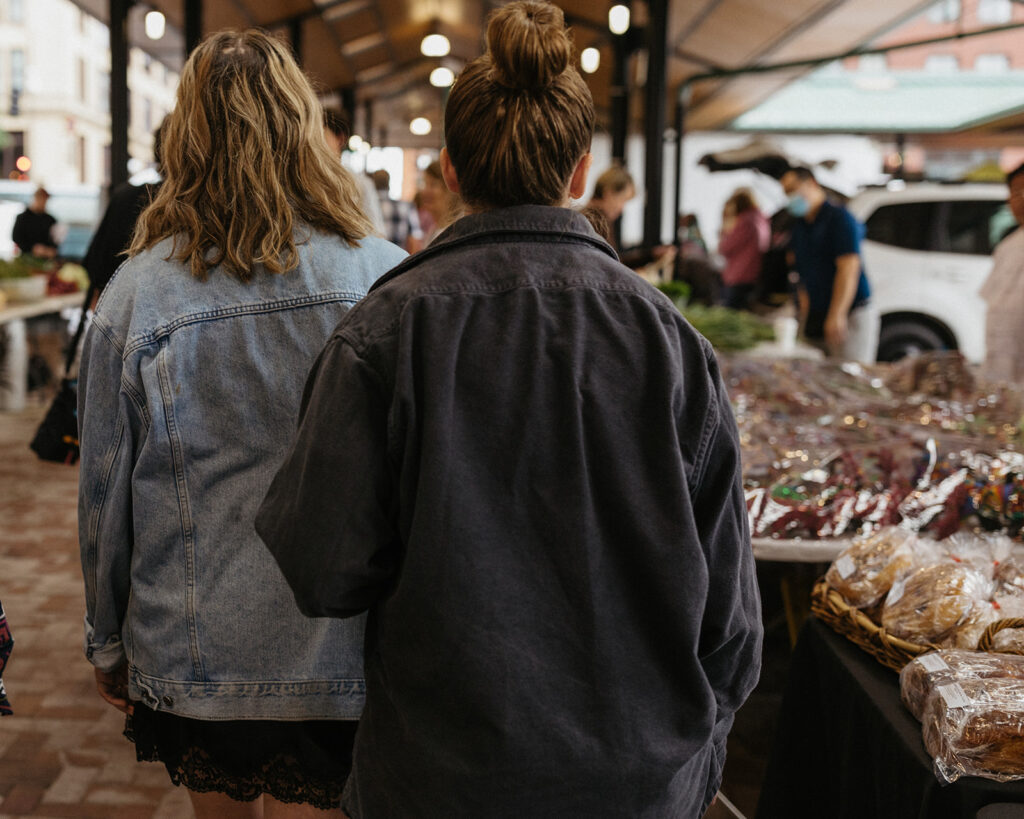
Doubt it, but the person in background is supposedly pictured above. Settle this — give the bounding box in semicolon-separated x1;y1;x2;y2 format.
418;160;461;244
678;213;708;258
587;165;675;274
780;166;878;362
82;119;167;299
717;188;769;311
256;3;762;817
980;160;1024;383
322;109;386;236
371;169;423;253
77;30;405;818
13;187;58;259
586;165;635;236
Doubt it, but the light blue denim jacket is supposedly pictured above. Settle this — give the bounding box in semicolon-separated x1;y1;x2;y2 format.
77;229;406;720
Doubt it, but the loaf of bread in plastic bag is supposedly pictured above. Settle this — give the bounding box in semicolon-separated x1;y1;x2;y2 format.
882;563;991;645
920;675;1024;783
825;527;918;609
900;649;1024;721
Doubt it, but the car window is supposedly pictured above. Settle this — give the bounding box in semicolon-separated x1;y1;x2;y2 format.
865;202;935;251
938;200;1012;256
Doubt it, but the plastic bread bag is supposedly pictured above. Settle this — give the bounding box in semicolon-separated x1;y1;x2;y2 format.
825;526;918;608
944;531;1015;582
921;676;1024;783
994;544;1024;597
900;649;1024;721
950;600;1004;651
882;563;993;645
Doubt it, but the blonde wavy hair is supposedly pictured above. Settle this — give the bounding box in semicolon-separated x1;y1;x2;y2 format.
130;29;373;281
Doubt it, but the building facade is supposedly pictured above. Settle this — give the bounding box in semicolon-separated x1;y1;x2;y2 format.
0;0;177;188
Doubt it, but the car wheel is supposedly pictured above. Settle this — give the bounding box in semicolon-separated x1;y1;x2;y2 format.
876;320;948;362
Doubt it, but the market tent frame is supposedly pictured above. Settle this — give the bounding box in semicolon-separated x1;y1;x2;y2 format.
73;0;963;244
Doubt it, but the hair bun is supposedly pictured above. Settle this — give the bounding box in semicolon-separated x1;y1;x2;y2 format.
486;1;572;91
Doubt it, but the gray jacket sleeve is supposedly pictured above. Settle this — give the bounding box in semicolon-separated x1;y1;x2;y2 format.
77;321;142;672
256;336;399;618
693;352;763;752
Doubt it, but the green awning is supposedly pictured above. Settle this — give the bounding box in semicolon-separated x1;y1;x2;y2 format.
731;71;1024;133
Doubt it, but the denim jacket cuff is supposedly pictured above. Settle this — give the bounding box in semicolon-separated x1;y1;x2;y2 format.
83;616;125;672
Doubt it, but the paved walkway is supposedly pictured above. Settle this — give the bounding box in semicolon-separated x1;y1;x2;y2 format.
0;404;193;818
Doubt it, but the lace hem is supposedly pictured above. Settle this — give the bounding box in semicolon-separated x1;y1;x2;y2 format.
125;714;348;809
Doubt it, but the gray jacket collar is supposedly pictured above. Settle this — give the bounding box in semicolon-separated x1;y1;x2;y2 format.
370;205;618;294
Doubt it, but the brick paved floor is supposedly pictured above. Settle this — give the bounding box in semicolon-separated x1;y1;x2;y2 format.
0;404;193;818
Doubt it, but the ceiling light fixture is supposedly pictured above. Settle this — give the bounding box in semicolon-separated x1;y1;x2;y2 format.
420;33;451;57
430;66;455;87
410;117;432;136
581;47;600;74
144;10;166;40
608;5;630;35
348;134;364;151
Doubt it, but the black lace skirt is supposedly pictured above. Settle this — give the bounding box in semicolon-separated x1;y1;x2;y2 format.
126;703;357;808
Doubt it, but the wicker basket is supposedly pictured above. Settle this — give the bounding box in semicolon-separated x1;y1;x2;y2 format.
977;618;1024;655
810;579;935;671
812;580;1024;671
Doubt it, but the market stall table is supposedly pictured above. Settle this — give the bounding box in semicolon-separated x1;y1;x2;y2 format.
755;618;1024;819
0;291;84;411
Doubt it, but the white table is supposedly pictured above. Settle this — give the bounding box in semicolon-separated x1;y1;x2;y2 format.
0;292;85;411
751;536;849;563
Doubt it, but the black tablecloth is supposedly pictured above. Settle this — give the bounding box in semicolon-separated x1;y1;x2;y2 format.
755;618;1024;819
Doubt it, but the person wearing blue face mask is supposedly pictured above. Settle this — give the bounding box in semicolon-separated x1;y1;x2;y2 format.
780;166;878;362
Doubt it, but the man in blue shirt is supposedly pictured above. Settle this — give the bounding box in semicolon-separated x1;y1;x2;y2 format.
781;167;878;362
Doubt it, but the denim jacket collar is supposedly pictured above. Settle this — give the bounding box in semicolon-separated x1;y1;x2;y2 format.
370;205;618;294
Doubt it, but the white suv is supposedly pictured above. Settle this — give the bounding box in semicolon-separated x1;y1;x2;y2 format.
847;182;1014;363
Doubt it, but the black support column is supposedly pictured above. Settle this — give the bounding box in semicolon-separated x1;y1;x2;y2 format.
671;85;690;246
184;0;203;56
109;0;131;192
609;33;630;165
289;17;303;65
642;0;669;249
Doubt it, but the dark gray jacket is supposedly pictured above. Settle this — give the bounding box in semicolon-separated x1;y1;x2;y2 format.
257;206;762;818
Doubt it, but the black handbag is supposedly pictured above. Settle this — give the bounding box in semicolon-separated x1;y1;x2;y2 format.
29;286;93;465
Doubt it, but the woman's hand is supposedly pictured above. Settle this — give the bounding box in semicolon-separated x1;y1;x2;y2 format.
95;664;133;714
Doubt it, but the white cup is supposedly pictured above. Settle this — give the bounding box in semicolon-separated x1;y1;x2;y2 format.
773;316;798;352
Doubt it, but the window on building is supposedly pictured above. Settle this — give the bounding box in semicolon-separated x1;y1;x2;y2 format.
78;57;87;105
78;136;87;184
975;53;1010;72
9;0;24;24
924;54;959;73
927;0;961;22
977;0;1012;23
0;131;25;178
144;98;153;132
10;49;24;115
858;53;888;73
98;70;110;114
